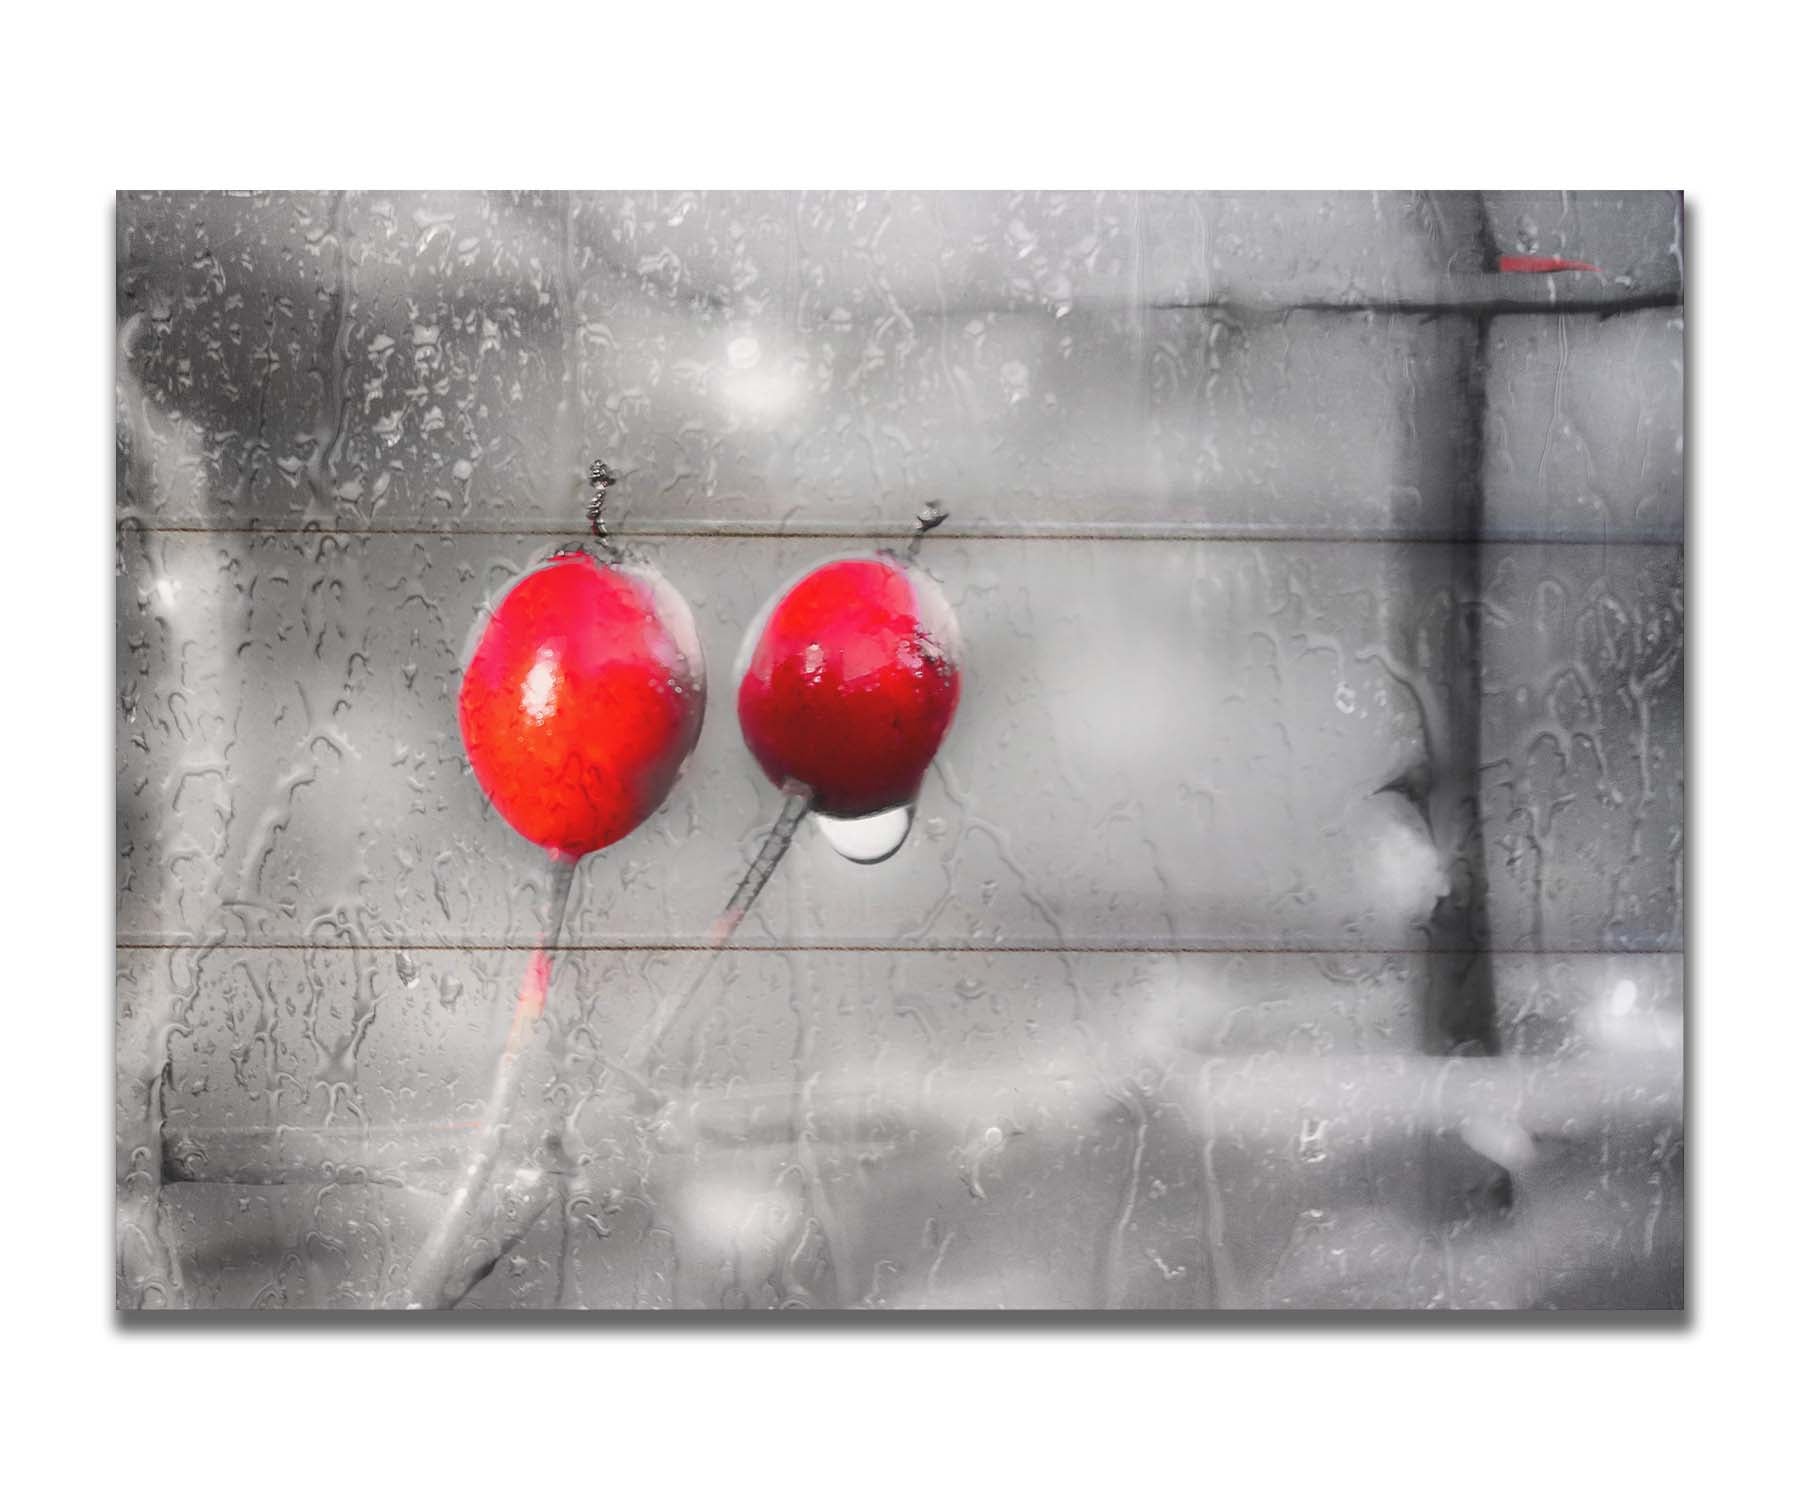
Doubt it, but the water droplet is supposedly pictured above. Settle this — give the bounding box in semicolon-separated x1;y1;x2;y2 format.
813;803;915;864
1298;1116;1328;1164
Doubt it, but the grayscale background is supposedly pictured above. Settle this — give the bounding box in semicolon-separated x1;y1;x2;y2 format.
115;191;1684;1311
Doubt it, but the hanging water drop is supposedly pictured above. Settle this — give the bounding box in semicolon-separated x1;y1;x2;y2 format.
813;803;915;865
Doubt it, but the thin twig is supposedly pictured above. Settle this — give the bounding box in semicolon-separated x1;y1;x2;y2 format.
441;1163;562;1308
398;854;577;1309
618;786;812;1083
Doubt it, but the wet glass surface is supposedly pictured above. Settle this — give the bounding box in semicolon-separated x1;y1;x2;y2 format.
117;191;1683;1310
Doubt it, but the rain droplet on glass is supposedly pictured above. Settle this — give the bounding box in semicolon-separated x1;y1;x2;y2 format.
813;803;915;864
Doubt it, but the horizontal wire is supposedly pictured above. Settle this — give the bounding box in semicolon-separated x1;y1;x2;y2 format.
116;937;1680;958
115;519;1684;547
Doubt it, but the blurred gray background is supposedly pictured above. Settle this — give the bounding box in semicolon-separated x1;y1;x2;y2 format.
116;191;1683;1310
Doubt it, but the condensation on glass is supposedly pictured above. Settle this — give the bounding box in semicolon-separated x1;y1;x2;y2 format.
116;191;1684;1310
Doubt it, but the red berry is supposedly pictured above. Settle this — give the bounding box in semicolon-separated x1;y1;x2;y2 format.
459;551;705;859
736;554;960;819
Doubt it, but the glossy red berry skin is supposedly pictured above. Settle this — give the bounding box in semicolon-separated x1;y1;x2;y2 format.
458;551;705;860
736;554;960;819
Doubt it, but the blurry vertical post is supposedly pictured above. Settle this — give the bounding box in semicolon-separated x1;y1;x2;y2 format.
1417;207;1510;1224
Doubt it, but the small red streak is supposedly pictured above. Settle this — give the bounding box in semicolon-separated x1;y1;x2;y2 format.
516;948;554;1019
1498;254;1600;274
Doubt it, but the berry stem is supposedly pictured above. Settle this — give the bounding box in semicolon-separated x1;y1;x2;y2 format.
399;851;578;1309
586;459;622;558
619;785;812;1083
906;501;949;560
